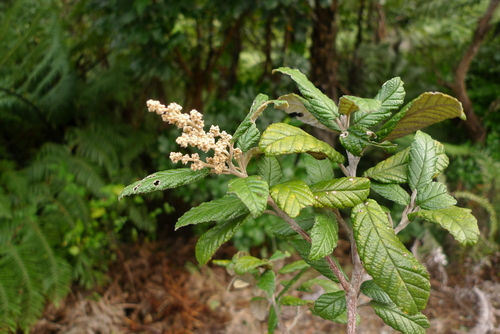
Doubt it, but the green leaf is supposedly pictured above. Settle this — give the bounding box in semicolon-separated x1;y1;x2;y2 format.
409;131;437;191
259;123;345;164
278;260;310;274
371;301;430;334
352;200;430;314
374;77;406;113
270;180;314;218
378;92;465;141
310;177;370;208
290;239;344;283
257;270;276;297
268;304;279;334
175;195;249;230
363;148;409;184
303;153;335;184
340;125;392;156
434;140;449;176
237;122;260;152
416;182;456;210
370;182;410;206
309;212;338;260
234;255;271;275
257;156;282;187
118;168;210;200
280;295;313;306
360;280;393;304
195;214;251;265
269;250;291;261
339;96;382;116
232;94;287;143
408;206;479;245
228;176;269;218
275;94;332;131
267;212;316;237
314;291;346;321
273;67;341;132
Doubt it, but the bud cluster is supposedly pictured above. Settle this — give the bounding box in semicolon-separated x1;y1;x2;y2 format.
146;100;242;174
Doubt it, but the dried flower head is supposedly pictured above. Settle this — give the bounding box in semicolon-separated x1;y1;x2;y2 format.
147;100;243;175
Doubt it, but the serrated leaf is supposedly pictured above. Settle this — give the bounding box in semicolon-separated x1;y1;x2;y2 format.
278;260;310;274
374;77;406;113
275;94;332;131
352;200;430;314
273;67;341;132
434;140;449;176
259;123;345;164
314;291;346;321
371;301;430;334
416;182;456;210
228;176;269;218
309;212;338;260
195;214;251;265
257;156;282;187
290;239;345;283
370;182;410;206
234;255;271;275
408;206;479;245
340;125;391;156
237;123;260;152
257;270;276;296
409;131;437;191
339;96;381;115
363;148;409;183
310;177;370;208
232;94;287;142
270;180;314;218
267;212;316;237
281;295;313;306
175;195;249;229
353;109;392;128
360;280;393;304
303;153;335;184
119;168;210;200
378;92;465;141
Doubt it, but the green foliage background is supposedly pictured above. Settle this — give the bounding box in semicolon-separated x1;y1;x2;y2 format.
0;0;498;331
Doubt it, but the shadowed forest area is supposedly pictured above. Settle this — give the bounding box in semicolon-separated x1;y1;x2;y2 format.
1;0;500;333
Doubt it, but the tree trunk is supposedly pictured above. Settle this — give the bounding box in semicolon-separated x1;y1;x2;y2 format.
451;0;500;143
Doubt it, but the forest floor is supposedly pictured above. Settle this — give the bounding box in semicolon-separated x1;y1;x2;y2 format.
32;237;500;334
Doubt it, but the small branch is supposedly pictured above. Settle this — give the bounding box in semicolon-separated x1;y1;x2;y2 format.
345;152;361;177
395;189;418;234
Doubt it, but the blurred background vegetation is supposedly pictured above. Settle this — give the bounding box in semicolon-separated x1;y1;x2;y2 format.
0;0;499;331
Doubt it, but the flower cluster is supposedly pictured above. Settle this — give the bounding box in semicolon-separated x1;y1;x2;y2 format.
146;100;242;174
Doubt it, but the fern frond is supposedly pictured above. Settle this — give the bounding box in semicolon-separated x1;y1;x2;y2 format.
128;204;156;233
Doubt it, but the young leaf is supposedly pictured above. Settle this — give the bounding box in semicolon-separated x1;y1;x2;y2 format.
408;206;479;245
360;280;393;304
228;176;269;218
275;94;332;131
257;156;282;187
363;148;409;184
234;256;271;275
290;239;345;283
416;182;456;210
309;212;339;260
270;180;314;218
310;177;370;209
195;214;252;265
232;93;287;143
374;77;406;113
352;200;430;314
378;92;465;141
273;67;341;132
338;96;381;116
371;301;430;334
314;291;347;321
409;131;437;191
370;182;410;206
259;123;345;164
280;295;313;306
236;123;260;152
339;125;391;156
434;140;449;176
175;195;249;229
118;168;210;200
257;270;276;297
303;153;335;184
268;304;279;334
267;212;316;237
